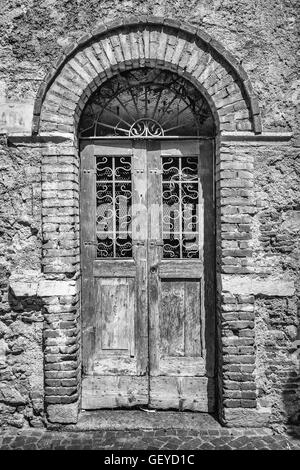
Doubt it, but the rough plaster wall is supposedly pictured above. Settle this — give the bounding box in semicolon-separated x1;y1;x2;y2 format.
253;144;300;428
0;1;299;428
0;137;44;428
0;0;299;133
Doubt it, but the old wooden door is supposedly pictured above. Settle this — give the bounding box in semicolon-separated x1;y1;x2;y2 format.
81;138;215;411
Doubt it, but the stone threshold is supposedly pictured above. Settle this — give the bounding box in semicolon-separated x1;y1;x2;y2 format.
60;410;222;432
50;410;273;435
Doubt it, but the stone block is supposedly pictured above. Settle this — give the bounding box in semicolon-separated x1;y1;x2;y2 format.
47;402;78;424
0;383;26;405
222;408;271;427
37;280;77;297
9;270;43;298
221;275;295;296
0;100;34;135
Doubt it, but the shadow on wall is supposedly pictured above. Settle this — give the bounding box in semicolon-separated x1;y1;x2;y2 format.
284;321;300;438
0;275;45;429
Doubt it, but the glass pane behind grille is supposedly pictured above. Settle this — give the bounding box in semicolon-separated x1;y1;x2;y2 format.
162;156;200;259
96;156;132;258
79;68;214;138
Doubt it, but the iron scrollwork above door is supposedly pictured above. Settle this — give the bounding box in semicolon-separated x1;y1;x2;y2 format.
79;68;214;138
129;118;164;137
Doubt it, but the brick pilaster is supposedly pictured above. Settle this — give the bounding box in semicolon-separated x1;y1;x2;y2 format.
216;141;257;424
41;145;81;424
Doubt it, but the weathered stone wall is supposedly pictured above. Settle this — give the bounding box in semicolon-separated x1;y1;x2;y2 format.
0;1;298;136
0;137;44;428
253;142;300;430
217;139;299;429
0;1;298;429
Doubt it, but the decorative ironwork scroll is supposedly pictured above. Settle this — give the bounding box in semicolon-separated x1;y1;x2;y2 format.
162;156;200;258
96;155;132;258
129;118;164;137
79;68;213;138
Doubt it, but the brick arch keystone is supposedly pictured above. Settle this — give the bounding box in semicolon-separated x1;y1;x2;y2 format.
33;16;262;136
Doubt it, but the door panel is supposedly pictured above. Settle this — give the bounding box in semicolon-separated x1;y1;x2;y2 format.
81;138;215;411
82;376;148;409
81;140;149;409
159;278;204;364
94;278;135;373
155;277;206;377
159;260;203;278
147;139;213;411
150;377;215;411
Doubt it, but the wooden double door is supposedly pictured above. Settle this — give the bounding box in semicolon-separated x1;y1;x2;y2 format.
81;139;215;411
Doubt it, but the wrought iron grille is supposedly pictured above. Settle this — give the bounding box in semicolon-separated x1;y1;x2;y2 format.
95;153;200;259
79;68;213;138
96;155;132;258
162;155;200;258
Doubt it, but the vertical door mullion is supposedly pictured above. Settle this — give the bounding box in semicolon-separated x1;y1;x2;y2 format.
179;156;183;258
147;140;163;389
112;156;116;258
131;141;148;376
81;143;96;374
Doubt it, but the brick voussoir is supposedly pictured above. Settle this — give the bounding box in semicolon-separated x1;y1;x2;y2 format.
104;18;125;31
195;27;212;45
59;70;87;95
91;23;109;36
253;114;262;133
74;52;98;81
77;32;93;47
49;83;79;105
40;112;73;126
33;97;43;116
179;22;197;36
63;41;80;58
53;53;68;72
146;15;165;25
119;32;133;65
32;114;40;133
43;68;57;89
163;18;182;29
67;58;93;86
248;96;260;115
45;92;77;111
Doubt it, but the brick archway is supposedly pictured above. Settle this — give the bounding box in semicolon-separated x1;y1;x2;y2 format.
34;16;261;137
37;17;262;426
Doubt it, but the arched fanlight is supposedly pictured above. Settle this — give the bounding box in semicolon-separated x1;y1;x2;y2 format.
79;68;214;138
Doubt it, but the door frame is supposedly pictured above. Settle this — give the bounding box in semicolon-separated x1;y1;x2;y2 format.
79;136;216;411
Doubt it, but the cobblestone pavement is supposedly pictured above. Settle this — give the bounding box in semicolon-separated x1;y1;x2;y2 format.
0;428;299;450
